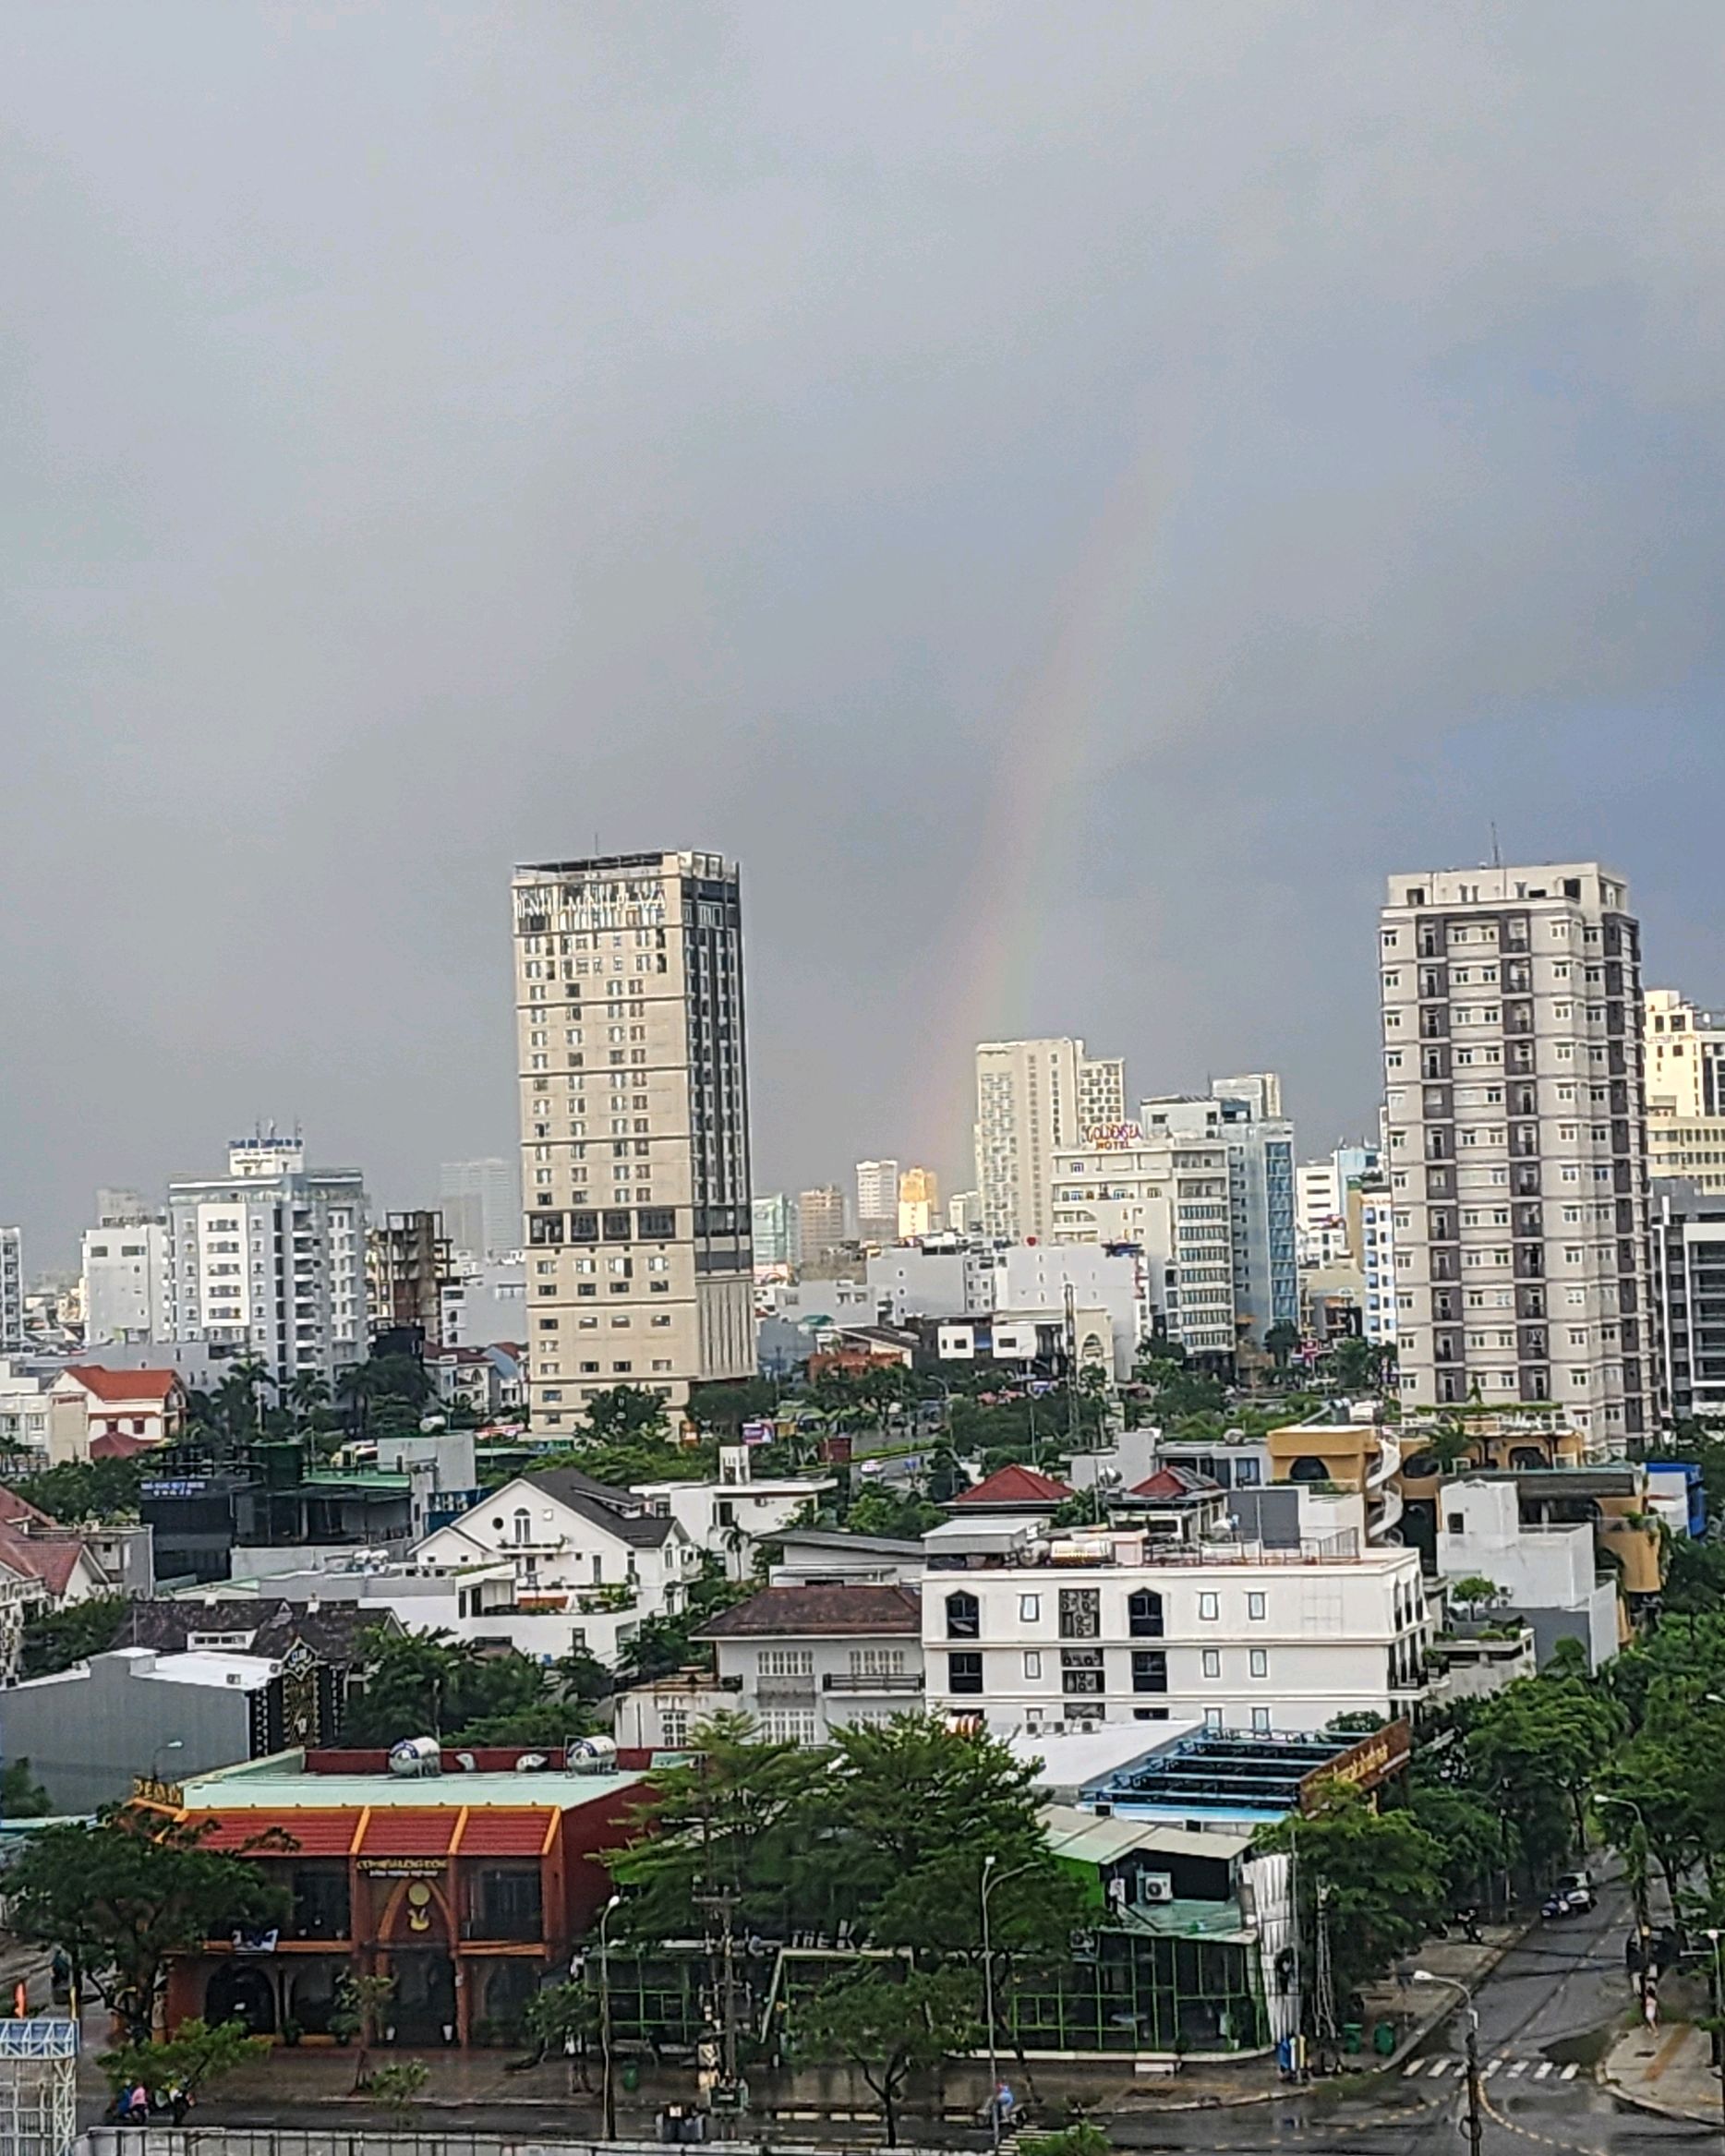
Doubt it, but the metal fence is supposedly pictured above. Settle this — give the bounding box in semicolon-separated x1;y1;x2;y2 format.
76;2134;935;2156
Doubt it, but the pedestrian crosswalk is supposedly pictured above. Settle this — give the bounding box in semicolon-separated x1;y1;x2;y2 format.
1403;2055;1581;2083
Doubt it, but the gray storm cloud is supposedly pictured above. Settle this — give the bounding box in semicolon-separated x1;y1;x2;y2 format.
2;2;1723;1257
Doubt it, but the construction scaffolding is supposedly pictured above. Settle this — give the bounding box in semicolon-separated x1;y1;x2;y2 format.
0;2019;78;2156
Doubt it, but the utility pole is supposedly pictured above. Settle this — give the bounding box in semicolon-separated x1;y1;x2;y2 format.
695;1885;744;2133
1463;2015;1484;2156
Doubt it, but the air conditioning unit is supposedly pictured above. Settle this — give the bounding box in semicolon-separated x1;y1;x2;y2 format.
1141;1873;1175;1905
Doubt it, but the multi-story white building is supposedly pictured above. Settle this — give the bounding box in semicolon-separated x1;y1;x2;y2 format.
513;850;755;1423
165;1134;368;1385
921;1487;1429;1736
1140;1084;1298;1346
1381;863;1654;1441
1644;988;1725;1194
796;1186;847;1265
974;1038;1126;1245
438;1158;519;1265
897;1167;940;1240
0;1227;21;1353
82;1203;171;1346
1049;1127;1237;1356
1358;1184;1398;1346
855;1160;900;1244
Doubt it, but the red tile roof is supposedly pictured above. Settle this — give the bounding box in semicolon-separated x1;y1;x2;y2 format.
457;1810;556;1857
952;1463;1073;1508
63;1366;180;1404
695;1584;922;1640
356;1808;460;1858
188;1810;362;1857
90;1431;156;1461
1127;1465;1222;1501
0;1524;93;1598
0;1489;56;1530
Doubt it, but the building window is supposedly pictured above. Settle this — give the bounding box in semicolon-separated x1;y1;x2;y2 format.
1127;1589;1164;1639
1251;1707;1272;1736
1022;1651;1042;1680
947;1652;983;1695
1131;1651;1167;1694
759;1648;813;1678
1249;1648;1269;1679
1203;1707;1224;1731
1201;1648;1222;1679
1061;1648;1104;1695
1058;1588;1100;1639
1247;1592;1266;1620
1019;1594;1041;1623
945;1592;980;1641
1198;1592;1220;1621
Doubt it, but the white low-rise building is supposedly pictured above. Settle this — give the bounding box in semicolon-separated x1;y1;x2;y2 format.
634;1445;834;1580
921;1475;1430;1737
47;1365;187;1462
414;1464;700;1665
613;1582;924;1751
1436;1476;1618;1671
0;1362;52;1456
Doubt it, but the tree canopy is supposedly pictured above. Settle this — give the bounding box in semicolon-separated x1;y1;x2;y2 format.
7;1811;289;2042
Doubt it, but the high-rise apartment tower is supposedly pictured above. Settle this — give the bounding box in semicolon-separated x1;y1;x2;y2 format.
854;1160;900;1244
1380;863;1653;1442
513;850;755;1424
973;1039;1125;1244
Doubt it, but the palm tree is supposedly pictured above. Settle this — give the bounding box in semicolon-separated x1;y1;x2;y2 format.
335;1363;381;1439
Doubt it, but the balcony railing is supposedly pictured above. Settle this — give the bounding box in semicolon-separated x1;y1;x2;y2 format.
823;1671;924;1693
754;1673;818;1700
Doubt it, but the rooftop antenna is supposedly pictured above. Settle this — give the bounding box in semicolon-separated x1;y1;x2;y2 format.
1490;822;1502;873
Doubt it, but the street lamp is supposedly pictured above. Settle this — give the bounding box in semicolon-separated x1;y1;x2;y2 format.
1413;1971;1482;2156
151;1738;184;1783
1597;1795;1653;2010
598;1892;623;2141
1705;1929;1725;2138
980;1857;1032;2150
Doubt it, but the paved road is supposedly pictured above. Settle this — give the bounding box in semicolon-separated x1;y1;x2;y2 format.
1104;1876;1712;2155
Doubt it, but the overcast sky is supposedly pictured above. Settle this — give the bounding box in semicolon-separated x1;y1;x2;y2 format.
6;3;1725;1265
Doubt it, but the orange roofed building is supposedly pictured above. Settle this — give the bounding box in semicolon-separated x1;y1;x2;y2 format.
156;1744;654;2049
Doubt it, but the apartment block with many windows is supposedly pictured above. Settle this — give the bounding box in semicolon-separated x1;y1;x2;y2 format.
513;851;755;1423
974;1038;1125;1245
1380;864;1653;1443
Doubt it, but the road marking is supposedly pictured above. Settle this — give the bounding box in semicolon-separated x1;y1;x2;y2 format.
1402;2057;1429;2076
1534;2060;1553;2078
1559;2061;1578;2079
1427;2056;1454;2076
1483;2057;1503;2077
1508;2058;1528;2077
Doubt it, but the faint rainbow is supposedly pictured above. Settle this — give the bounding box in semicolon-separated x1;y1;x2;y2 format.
919;417;1187;1173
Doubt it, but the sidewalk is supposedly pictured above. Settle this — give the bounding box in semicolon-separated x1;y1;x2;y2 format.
1603;2021;1725;2126
181;1920;1532;2130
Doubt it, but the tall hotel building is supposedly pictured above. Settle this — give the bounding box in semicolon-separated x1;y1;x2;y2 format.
1380;863;1653;1444
513;851;755;1426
